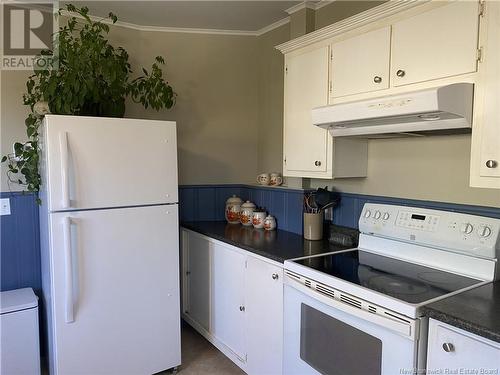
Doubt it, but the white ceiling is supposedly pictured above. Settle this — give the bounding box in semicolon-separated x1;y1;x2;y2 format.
64;1;303;32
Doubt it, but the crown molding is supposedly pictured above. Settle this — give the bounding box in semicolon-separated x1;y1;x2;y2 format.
255;16;290;36
276;0;432;54
314;1;334;11
59;9;291;37
285;1;318;15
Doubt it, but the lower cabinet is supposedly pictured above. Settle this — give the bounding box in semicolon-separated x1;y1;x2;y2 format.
211;241;247;361
427;319;500;373
245;256;283;375
181;228;284;375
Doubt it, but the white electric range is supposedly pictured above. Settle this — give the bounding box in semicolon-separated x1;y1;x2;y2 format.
283;203;500;375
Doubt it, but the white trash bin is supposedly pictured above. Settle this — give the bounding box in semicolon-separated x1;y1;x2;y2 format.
0;288;41;375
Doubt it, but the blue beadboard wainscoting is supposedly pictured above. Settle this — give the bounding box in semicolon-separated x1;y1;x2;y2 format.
1;186;500;294
179;184;500;233
0;192;41;293
179;184;307;234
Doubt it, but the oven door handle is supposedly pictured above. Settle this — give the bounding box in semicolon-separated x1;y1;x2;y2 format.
287;277;417;339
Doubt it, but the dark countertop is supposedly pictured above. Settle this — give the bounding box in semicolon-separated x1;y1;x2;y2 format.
424;281;500;343
181;221;357;264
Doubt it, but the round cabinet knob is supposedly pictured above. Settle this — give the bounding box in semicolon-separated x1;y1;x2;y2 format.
460;223;474;235
364;210;372;218
478;225;492;238
486;160;498;169
314;160;322;167
374;211;381;220
239;306;245;312
272;273;279;280
373;76;382;84
396;69;406;78
442;343;455;353
382;212;390;220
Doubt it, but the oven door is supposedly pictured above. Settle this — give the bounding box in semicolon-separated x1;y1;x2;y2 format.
283;277;421;375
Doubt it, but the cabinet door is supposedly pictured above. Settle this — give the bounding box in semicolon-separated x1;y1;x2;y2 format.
331;26;391;98
284;46;330;175
245;257;283;375
427;319;500;373
211;242;246;362
478;1;500;180
392;1;480;86
182;231;211;332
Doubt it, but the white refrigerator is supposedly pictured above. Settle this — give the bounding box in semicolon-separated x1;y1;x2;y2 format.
39;115;181;374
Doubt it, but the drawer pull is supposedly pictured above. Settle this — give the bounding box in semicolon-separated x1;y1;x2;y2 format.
442;343;455;353
272;273;279;280
373;76;382;83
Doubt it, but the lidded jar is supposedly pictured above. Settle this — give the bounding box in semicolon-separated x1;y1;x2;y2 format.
264;215;277;231
240;201;256;226
225;195;243;224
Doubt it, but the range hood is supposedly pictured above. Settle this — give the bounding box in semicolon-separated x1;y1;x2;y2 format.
312;83;474;138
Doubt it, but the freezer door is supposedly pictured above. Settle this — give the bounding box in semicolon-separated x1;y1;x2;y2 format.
42;115;178;211
48;205;181;375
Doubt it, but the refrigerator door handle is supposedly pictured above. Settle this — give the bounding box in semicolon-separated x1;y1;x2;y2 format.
59;131;71;209
63;216;75;323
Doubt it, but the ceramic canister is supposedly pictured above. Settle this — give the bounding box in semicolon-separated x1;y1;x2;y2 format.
264;215;277;231
225;195;243;224
252;210;267;229
240;201;256;226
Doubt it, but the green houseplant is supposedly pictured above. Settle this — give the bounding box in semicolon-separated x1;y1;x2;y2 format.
2;4;176;201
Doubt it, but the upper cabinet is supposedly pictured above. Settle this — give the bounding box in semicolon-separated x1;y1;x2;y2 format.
470;0;500;188
284;46;330;176
331;26;391;98
391;1;480;86
283;47;368;179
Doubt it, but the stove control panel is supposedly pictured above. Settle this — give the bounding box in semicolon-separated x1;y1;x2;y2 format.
359;203;500;259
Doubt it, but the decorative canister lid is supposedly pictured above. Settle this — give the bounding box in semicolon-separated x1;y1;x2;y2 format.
241;201;256;209
226;195;243;205
265;215;275;220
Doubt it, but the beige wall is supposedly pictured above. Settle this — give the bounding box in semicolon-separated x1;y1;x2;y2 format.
107;25;260;185
1;70;31;192
257;23;289;175
315;1;387;29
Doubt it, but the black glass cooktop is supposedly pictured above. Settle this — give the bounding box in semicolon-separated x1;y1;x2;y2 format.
294;250;483;304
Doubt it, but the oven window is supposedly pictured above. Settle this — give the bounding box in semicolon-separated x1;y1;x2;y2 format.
300;303;382;375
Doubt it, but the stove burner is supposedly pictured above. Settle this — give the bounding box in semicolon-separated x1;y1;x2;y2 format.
359;269;429;297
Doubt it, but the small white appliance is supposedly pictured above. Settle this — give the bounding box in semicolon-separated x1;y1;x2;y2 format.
284;203;499;375
39;115;181;374
312;83;474;137
0;288;40;375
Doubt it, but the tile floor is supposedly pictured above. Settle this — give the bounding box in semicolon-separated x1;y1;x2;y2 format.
176;322;245;375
